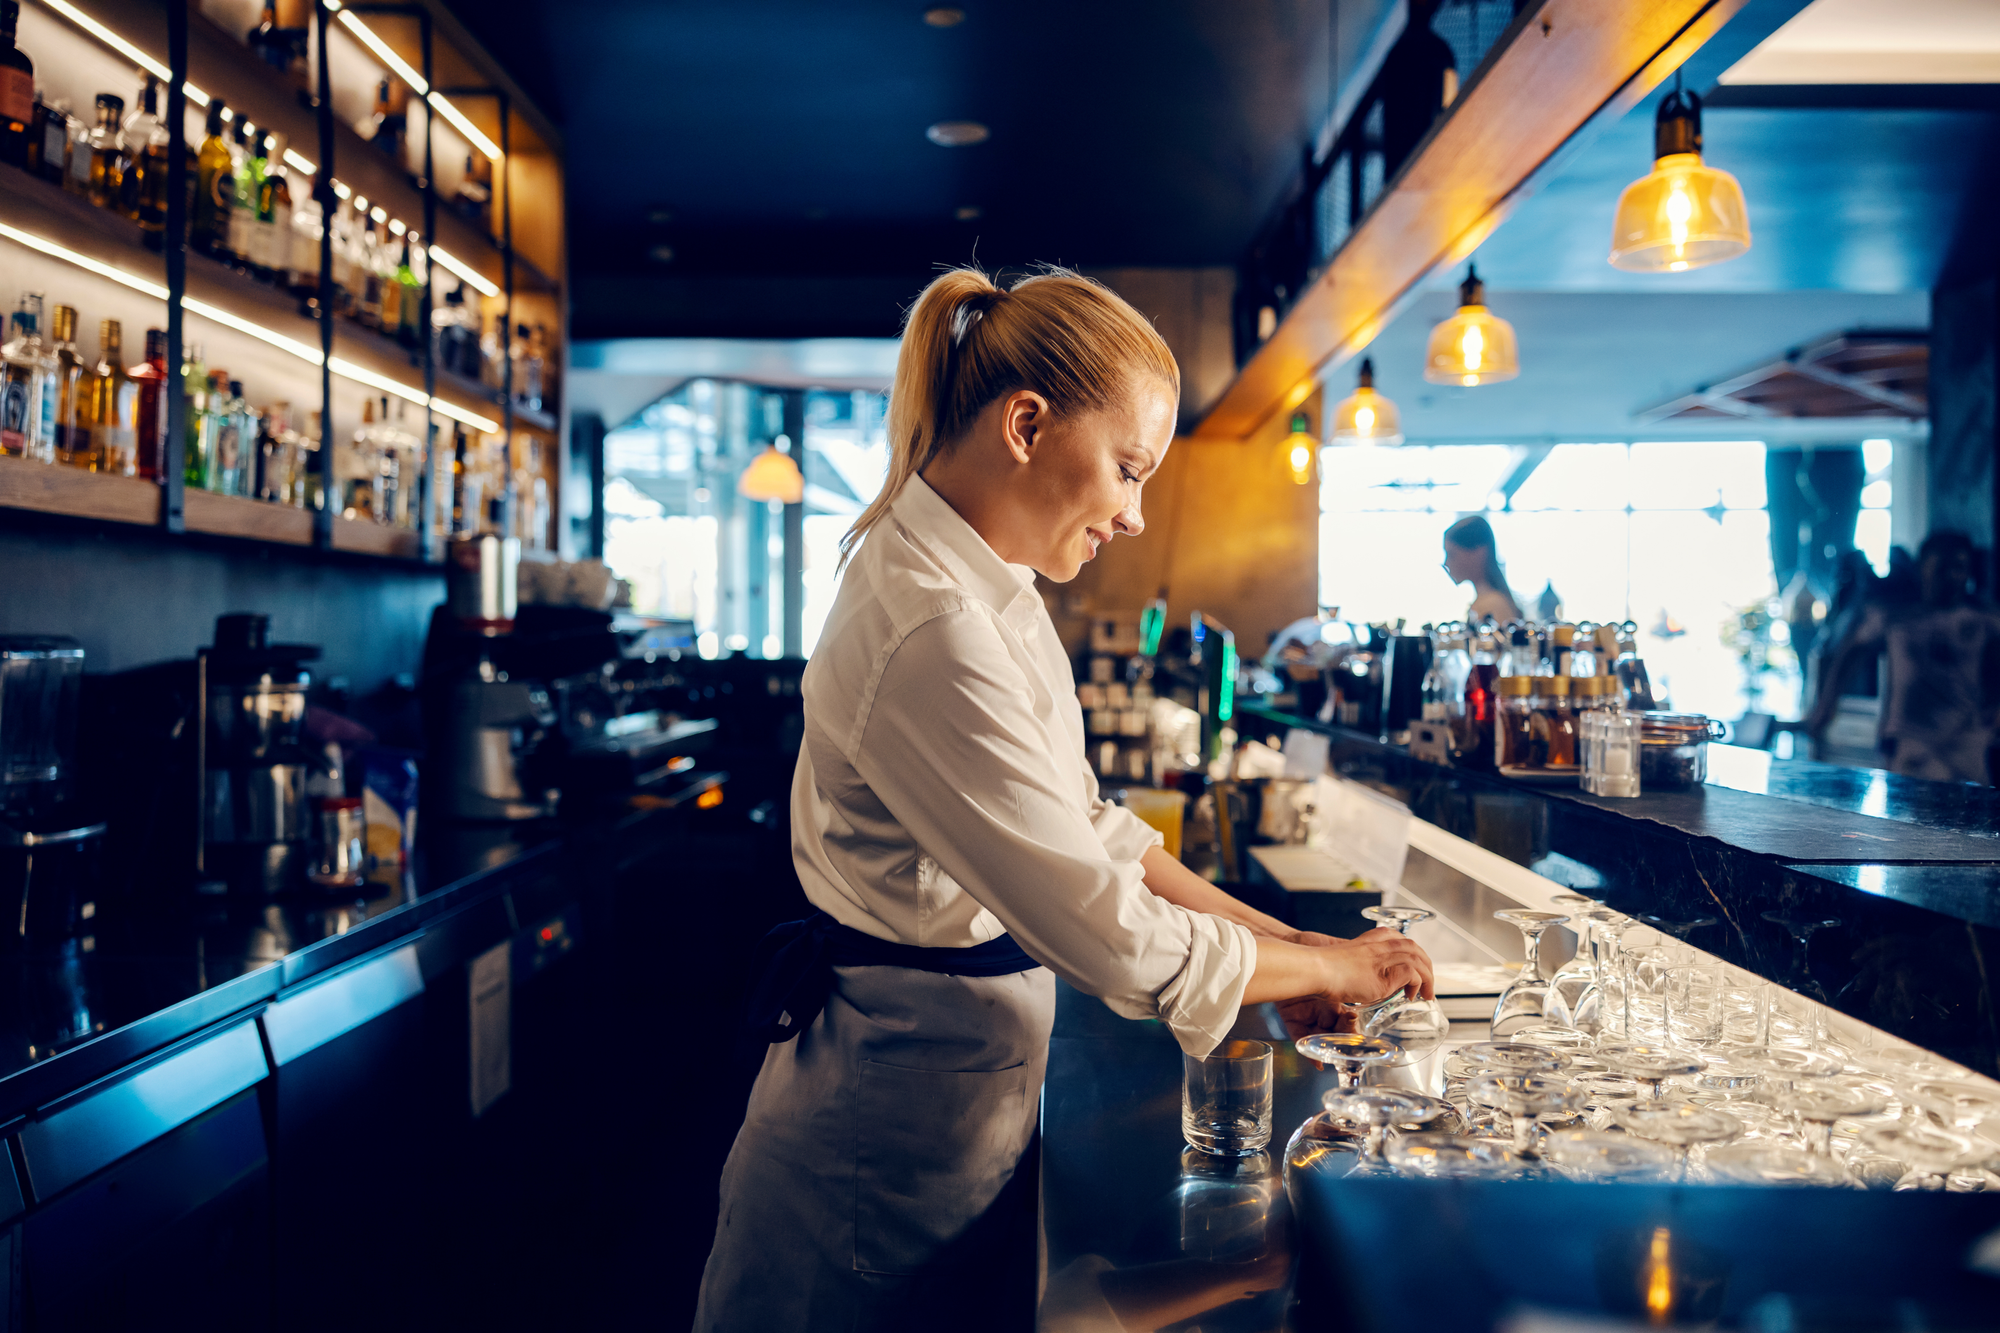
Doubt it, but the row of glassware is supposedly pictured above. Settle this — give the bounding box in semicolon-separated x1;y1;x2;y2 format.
1286;897;2000;1190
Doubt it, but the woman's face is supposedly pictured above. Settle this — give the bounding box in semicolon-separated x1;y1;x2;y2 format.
1442;538;1478;585
1018;379;1176;582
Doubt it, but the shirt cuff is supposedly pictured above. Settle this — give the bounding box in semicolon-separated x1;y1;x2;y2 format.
1154;912;1257;1057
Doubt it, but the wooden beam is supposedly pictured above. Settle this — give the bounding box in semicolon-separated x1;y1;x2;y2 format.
1196;0;1749;441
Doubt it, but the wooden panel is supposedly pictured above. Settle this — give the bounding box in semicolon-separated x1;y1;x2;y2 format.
331;517;422;560
183;490;314;545
0;455;159;525
1197;0;1749;440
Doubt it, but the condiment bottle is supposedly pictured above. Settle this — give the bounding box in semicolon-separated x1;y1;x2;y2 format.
1496;675;1537;769
1538;674;1577;767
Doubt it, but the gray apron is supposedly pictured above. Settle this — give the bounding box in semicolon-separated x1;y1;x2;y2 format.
695;961;1055;1331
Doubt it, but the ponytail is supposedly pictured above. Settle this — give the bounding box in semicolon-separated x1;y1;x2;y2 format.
842;264;1178;564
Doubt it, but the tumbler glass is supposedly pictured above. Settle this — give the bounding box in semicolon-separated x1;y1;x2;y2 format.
1184;1039;1274;1156
1581;710;1641;797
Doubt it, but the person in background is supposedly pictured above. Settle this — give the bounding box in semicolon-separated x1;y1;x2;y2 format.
1262;606;1347;719
1807;530;2000;784
1442;514;1524;624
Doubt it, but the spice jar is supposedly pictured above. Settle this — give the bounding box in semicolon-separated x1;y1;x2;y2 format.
1582;710;1642;797
1496;676;1540;769
1637;712;1727;790
1536;674;1577;767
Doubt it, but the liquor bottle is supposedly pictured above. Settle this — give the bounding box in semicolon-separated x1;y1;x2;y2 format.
195;370;240;494
48;303;86;466
255;136;290;282
513;323;544;411
228;379;256;497
340;397;377;519
357;215;384;329
63;103;89;195
247;2;288;70
0;1;33;170
377;232;401;335
449;425;467;533
225;119;260;267
29;93;66;182
451;152;491;228
0;295;49;458
286;191;320;296
85;93;125;212
273;0;311;81
432;284;478;378
127;327;168;478
479;312;505;390
192;100;232;258
355;78;404;166
85;320;136;476
394;235;421;348
181;341;208;487
302;408;323;512
122;75;168;234
259;401;298;504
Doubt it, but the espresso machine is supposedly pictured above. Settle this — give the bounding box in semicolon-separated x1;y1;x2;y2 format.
0;636;105;947
199;614;322;895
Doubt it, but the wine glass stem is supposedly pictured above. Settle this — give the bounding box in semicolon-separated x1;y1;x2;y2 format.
1365;1124;1388;1159
1339;1063;1362;1090
1509;1111;1534;1154
1522;928;1544;981
1804;1119;1833;1158
1645;1077;1666;1101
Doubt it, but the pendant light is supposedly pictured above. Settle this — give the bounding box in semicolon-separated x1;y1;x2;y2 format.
1424;266;1519;386
738;438;804;503
1281;413;1317;485
1609;78;1750;273
1328;358;1404;446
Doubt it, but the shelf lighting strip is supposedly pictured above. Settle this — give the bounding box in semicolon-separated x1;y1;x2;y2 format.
0;220;501;433
328;3;504;162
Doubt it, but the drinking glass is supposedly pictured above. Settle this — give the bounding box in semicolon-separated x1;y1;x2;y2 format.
1543;895;1600;1030
1350;906;1451;1066
1466;1071;1584;1154
1613;1101;1743;1177
1492;909;1568;1037
1861;1121;1981;1191
1907;1080;2000;1135
1183;1039;1273;1156
1295;1032;1398;1089
1177;1149;1277;1263
1663;964;1730;1048
1703;1142;1851;1187
1597;1043;1706;1100
1637;913;1717;945
1540;1129;1678;1182
1387;1132;1529;1180
1733;1045;1842;1089
1320;1087;1433;1161
1761;909;1840;1004
1757;1084;1886;1158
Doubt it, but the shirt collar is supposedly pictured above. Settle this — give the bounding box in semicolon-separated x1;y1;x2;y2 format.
890;476;1038;613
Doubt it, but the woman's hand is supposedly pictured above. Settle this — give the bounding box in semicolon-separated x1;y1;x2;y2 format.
1242;927;1435;1023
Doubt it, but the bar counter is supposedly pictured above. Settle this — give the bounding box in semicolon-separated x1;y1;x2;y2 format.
1236;705;2000;1077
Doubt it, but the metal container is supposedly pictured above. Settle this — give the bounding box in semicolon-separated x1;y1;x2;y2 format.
0;636;84;816
447;534;520;629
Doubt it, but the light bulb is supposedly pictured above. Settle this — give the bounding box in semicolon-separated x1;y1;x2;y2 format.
1425;267;1518;386
1354;405;1375;434
1608;88;1751;273
1329;359;1403;445
1462;323;1484;371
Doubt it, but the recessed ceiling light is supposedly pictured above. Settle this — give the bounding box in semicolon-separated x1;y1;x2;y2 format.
647;206;675;225
955;205;982;221
648;244;675;264
923;7;966;27
926;120;989;147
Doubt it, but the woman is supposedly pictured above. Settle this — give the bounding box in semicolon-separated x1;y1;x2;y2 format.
1443;514;1524;623
695;267;1434;1331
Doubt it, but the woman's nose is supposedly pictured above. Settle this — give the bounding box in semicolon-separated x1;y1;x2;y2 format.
1116;500;1144;536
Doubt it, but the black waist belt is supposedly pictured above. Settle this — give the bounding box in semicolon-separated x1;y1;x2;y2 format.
745;911;1040;1045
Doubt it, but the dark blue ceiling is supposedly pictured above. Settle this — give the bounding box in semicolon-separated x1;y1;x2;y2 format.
443;0;1347;338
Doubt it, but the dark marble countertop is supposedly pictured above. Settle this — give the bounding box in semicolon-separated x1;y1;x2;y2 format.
0;773;723;1123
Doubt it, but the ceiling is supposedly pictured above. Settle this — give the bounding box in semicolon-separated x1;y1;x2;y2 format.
440;0;1358;339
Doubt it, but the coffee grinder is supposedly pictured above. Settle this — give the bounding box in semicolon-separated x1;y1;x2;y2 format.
199;614;323;895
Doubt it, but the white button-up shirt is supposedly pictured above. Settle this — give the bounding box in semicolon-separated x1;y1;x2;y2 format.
792;476;1255;1056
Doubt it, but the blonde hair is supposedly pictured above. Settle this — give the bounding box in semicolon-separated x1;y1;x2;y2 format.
842;265;1179;562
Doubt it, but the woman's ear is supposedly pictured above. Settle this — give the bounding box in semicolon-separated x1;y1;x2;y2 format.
999;391;1050;466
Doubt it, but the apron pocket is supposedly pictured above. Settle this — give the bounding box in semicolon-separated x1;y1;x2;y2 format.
853;1057;1031;1276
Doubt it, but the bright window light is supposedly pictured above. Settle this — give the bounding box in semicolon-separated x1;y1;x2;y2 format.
1860;479;1892;509
1855;510;1892;577
1862;438;1893;474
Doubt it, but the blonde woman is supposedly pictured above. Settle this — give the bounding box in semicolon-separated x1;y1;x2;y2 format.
694;267;1433;1330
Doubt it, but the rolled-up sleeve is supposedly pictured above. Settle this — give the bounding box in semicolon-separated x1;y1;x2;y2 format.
853;609;1253;1056
1085;785;1166;862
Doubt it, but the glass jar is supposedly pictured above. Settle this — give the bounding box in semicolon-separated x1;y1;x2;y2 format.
1582;711;1642;797
1637;712;1727;790
310;795;366;887
1496;676;1539;769
1536;674;1577;768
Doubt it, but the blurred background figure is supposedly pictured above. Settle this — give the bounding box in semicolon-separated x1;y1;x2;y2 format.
1442;515;1524;624
1807;531;2000;783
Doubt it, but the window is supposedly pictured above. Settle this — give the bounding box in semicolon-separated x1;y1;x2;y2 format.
602;382;890;659
1320;441;1779;720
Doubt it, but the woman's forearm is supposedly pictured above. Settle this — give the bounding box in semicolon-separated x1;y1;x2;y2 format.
1139;845;1293;937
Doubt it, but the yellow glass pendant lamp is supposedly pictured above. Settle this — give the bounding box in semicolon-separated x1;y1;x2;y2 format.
1329;357;1403;446
1424;266;1519;386
738;441;805;503
1609;82;1750;273
1281;413;1316;485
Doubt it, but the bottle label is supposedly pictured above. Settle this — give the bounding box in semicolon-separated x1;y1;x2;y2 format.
0;70;30;126
0;375;25;450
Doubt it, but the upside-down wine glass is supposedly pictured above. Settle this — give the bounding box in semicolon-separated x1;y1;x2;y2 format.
1492;910;1569;1037
1757;1083;1886;1159
1321;1088;1435;1163
1761;909;1840;1005
1295;1033;1400;1089
1862;1121;1983;1192
1387;1132;1529;1180
1542;894;1601;1029
1350;906;1451;1065
1598;1043;1706;1101
1466;1071;1584;1155
1613;1101;1744;1178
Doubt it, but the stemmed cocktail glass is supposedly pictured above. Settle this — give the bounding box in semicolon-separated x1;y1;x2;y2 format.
1466;1071;1583;1155
1492;910;1568;1037
1613;1101;1743;1178
1295;1033;1399;1089
1351;906;1451;1066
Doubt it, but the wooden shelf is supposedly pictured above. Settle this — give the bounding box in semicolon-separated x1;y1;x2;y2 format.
512;403;558;434
332;516;422;559
0;454;159;524
0;160;165;287
183;488;313;543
